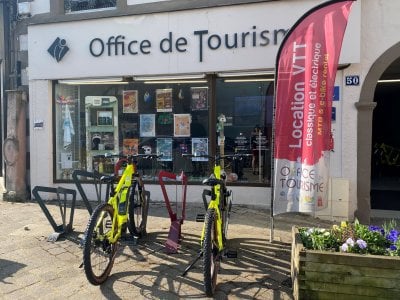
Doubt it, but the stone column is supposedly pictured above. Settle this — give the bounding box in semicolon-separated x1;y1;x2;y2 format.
355;101;377;224
3;90;27;201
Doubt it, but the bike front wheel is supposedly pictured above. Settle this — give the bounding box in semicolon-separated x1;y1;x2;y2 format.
203;208;220;296
128;187;148;237
83;203;117;285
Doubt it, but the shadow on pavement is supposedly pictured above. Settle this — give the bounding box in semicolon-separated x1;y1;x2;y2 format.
96;230;294;299
0;259;27;284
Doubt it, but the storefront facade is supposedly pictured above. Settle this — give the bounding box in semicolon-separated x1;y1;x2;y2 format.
24;0;399;223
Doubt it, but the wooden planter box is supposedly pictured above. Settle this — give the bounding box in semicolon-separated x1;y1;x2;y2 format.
291;226;400;300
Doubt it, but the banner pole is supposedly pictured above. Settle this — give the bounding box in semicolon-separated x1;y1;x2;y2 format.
270;83;276;243
272;0;354;219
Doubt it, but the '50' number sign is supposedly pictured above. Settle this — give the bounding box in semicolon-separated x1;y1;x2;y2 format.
345;75;360;86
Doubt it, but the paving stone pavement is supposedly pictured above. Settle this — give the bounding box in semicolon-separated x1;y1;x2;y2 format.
0;198;340;300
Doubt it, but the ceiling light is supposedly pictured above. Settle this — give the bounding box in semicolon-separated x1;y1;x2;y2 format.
217;70;275;77
144;80;207;84
58;77;127;85
377;79;400;83
135;74;206;81
224;78;274;83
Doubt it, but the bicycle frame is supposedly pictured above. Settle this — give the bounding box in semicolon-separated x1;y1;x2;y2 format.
200;163;225;251
96;158;135;244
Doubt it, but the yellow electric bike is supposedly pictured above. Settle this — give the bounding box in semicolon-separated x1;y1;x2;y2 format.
182;153;251;296
82;153;158;285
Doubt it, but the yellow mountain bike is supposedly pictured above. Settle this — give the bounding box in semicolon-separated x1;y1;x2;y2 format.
82;153;158;285
182;153;251;296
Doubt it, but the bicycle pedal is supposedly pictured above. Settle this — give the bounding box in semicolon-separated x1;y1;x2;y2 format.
225;250;237;258
196;214;205;222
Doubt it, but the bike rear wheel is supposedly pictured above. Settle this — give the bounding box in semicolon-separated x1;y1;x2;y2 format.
83;203;117;285
128;186;148;237
203;208;220;296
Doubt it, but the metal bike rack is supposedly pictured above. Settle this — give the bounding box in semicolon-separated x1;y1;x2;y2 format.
158;170;188;254
32;186;77;242
72;169;107;215
72;169;151;238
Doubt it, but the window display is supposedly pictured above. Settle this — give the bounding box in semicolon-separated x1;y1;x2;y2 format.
55;85;80;180
215;78;273;184
85;96;119;173
53;76;272;185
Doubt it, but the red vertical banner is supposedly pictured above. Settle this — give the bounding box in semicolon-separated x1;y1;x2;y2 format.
273;0;355;215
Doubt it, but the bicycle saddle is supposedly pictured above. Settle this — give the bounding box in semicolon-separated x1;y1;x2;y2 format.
100;175;115;183
202;176;224;186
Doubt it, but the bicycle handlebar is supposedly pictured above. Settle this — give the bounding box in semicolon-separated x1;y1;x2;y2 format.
182;153;251;161
93;153;162;160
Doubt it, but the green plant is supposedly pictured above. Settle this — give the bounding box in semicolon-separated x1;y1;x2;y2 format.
299;219;400;256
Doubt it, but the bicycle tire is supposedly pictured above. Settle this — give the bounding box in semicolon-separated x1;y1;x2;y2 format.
128;185;148;237
203;208;220;296
83;203;117;285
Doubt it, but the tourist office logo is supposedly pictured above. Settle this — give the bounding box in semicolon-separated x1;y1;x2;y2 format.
48;37;70;62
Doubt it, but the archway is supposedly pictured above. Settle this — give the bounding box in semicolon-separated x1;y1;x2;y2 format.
357;41;400;223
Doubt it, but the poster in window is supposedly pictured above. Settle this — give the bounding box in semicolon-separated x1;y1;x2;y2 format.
191;87;208;111
121;122;138;138
157;138;172;161
156;88;173;112
156;112;173;136
123;90;138;113
123;138;138;155
157;112;173;125
191;138;208;161
140;114;156;137
174;114;191;137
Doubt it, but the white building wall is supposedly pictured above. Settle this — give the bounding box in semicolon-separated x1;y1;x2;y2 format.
28;0;50;16
29;80;53;188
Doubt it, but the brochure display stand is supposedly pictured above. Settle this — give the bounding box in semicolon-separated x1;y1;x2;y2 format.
85;96;119;173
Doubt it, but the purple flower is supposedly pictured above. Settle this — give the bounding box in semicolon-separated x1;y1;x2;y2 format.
356;239;367;249
369;225;381;231
341;243;349;252
346;238;355;247
369;225;385;235
386;230;399;243
390;245;397;251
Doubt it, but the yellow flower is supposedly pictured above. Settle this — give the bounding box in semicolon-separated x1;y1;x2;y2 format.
341;221;347;228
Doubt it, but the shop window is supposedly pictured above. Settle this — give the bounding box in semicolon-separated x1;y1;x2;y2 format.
54;84;81;180
215;78;273;185
64;0;116;13
54;80;211;182
54;76;272;186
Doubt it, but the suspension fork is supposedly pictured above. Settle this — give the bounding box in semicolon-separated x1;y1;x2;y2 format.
201;193;224;250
